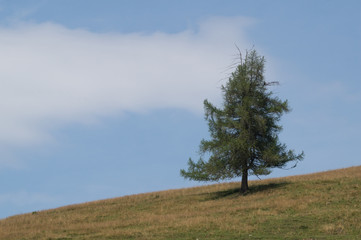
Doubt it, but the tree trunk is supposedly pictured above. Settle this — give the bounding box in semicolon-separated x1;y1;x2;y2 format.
240;168;249;193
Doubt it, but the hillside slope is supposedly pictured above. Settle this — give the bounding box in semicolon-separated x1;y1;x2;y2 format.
1;166;360;239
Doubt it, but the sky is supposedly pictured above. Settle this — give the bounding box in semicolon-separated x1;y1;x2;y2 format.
0;0;360;219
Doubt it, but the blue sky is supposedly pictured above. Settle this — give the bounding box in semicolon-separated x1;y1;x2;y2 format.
0;0;360;219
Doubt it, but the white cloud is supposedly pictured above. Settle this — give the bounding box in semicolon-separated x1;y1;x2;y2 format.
0;17;254;148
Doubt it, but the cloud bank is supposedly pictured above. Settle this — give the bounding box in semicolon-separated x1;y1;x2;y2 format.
0;17;253;148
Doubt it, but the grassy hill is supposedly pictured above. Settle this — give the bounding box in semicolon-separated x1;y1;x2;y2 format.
1;166;360;240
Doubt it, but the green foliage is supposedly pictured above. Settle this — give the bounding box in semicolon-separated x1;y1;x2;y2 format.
181;50;304;184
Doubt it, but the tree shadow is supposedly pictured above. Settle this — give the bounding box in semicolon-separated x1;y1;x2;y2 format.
206;181;290;200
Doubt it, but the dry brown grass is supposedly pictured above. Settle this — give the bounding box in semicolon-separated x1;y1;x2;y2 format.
0;166;360;239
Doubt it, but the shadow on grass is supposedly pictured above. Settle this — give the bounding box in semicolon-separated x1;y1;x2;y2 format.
206;182;290;200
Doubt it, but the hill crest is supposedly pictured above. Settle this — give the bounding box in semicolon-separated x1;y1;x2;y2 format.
1;166;360;239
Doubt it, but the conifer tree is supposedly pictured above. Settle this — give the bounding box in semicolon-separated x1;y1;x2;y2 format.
181;50;304;192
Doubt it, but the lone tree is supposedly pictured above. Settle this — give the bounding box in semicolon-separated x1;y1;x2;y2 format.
181;49;304;193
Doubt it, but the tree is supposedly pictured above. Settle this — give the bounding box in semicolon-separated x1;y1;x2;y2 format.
180;49;304;193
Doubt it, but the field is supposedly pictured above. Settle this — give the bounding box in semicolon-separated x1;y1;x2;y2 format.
0;166;360;239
